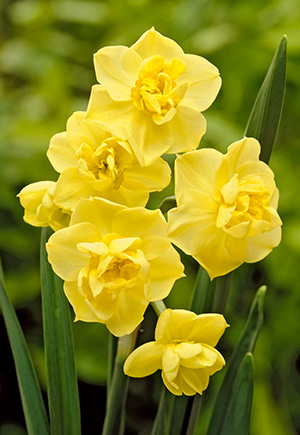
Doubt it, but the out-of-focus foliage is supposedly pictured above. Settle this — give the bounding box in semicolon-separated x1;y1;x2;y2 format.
0;0;299;433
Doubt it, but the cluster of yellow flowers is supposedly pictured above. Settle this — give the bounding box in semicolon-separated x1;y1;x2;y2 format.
18;28;282;396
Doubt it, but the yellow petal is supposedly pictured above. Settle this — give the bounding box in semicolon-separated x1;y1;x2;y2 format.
46;222;101;281
94;45;142;100
131;27;184;60
86;85;133;140
165;106;207;155
123;157;171;192
64;281;103;323
105;291;148;336
148;245;185;301
155;309;196;343
215;137;261;189
112;207;167;240
47;132;78;173
177;53;222;112
18;181;55;227
124;342;163;377
180;313;228;347
54;168;98;212
179;366;209;395
176;342;203;360
161;371;182;396
71;197;126;235
174;148;222;201
66;111;108;152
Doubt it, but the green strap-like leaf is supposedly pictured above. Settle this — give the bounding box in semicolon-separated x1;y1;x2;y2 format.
244;35;287;163
220;353;254;435
207;285;266;435
0;259;49;435
40;227;81;435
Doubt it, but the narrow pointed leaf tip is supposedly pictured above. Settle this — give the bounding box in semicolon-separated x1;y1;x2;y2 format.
244;35;287;164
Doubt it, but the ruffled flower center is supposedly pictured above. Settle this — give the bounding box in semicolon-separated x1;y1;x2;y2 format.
76;233;151;301
215;173;282;238
162;340;218;386
76;137;134;188
131;55;187;125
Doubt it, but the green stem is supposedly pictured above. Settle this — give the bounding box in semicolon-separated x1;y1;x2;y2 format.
107;333;118;397
102;332;137;435
213;272;233;313
185;395;203;435
151;300;167;317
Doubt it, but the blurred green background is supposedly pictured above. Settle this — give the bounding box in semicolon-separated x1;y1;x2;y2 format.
0;0;300;433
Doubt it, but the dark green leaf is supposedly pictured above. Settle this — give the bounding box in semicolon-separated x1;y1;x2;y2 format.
0;259;49;435
244;35;287;163
207;285;266;435
220;353;254;435
40;227;81;435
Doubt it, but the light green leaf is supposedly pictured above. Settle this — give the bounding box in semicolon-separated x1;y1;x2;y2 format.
207;285;266;435
40;227;81;435
220;353;254;435
244;35;287;163
0;259;49;435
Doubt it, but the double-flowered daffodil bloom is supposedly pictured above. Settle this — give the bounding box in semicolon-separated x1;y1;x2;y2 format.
168;137;282;279
124;309;228;396
18;181;71;231
47;111;170;211
86;27;221;166
46;197;184;337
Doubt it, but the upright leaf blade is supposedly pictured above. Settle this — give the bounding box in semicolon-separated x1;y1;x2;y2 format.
244;35;287;163
40;227;81;435
0;259;49;435
207;285;266;435
220;353;254;435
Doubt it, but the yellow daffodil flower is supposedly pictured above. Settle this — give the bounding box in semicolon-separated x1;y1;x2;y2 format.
124;309;227;396
46;197;184;337
18;181;71;231
86;27;221;166
47;111;171;211
168;137;282;279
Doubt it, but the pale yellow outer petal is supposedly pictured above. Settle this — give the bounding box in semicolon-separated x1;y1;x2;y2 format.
105;291;148;337
155;309;196;343
47;132;78;173
112;207;167;240
177;53;222;112
123;158;171;192
123;108;172;166
180;314;229;347
54;168;99;212
173;148;223;202
124;342;163;377
93;46;142;101
86;85;133;140
215;137;261;189
164;106;206;155
71;197;126;235
131;27;184;60
225;226;282;263
66;111;109;151
64;281;106;323
148;246;185;301
18;181;55;227
46;222;101;281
